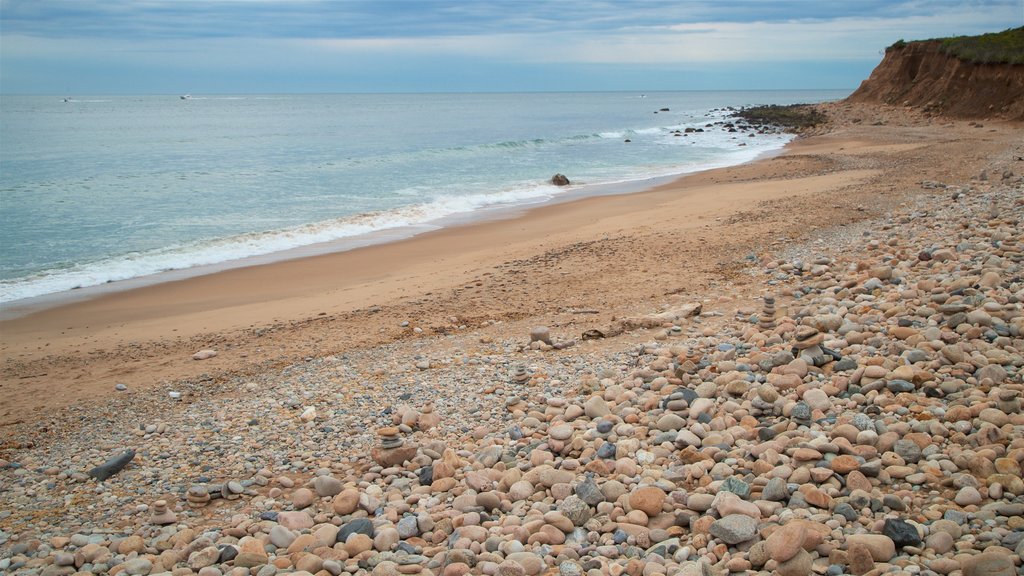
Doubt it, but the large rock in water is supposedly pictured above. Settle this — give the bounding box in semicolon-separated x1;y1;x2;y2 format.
550;173;570;186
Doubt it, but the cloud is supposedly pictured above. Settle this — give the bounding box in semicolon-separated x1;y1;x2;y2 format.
1;0;1020;93
2;0;1019;41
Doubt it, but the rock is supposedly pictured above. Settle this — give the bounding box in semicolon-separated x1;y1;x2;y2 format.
88;450;136;481
558;495;592;527
548;424;573;441
192;349;217;360
709;514;758;544
292;487;315;508
629;486;666;516
551;174;570;186
277;511;313;530
269;525;297;548
762;477;789;501
847;540;875;575
955;486;982;506
120;558;153;575
118;535;146;555
509;480;535;501
775;549;812;576
765;522;806;562
148;499;177;525
312;475;343;497
882;518;921;548
371;444;417;467
802;388;831;411
575;475;604;506
584;396;610;418
235;537;269;568
845;534;895;561
925;531;954;554
338;518;375;542
720;476;750;498
189;545;221;565
831;455;860;474
960;551;1015;576
529;326;552;344
333;488;359;515
374;527;399;552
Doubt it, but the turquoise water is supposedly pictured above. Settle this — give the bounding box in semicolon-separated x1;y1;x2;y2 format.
0;91;848;303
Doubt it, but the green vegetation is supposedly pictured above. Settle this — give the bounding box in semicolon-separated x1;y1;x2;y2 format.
886;27;1024;64
732;104;827;132
939;27;1024;65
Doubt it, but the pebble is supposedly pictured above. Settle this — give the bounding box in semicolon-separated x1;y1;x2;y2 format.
709;514;758;544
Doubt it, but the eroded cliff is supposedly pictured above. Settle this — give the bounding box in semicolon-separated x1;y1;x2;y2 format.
848;37;1024;120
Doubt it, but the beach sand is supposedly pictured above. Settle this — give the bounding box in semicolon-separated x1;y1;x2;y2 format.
0;102;1018;426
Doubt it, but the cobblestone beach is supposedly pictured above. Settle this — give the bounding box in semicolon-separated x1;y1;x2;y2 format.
1;105;1023;576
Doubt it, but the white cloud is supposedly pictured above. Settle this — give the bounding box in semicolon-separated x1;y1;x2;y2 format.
303;6;1017;66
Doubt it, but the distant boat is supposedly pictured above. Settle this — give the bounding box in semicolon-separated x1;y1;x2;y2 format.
180;94;191;100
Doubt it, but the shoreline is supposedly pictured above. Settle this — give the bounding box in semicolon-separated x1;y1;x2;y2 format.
1;102;1021;428
0;140;790;321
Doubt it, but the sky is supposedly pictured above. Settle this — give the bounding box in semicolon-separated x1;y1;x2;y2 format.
1;0;1020;94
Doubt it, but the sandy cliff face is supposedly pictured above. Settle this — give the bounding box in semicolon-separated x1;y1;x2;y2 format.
848;40;1024;120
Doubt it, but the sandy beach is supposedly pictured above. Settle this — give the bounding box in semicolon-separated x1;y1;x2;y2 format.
0;102;1017;426
1;101;1023;576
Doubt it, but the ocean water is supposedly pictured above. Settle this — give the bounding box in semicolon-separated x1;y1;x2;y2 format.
0;90;848;304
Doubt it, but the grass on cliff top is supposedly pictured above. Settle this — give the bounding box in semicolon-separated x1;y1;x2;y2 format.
732;104;826;131
888;27;1024;65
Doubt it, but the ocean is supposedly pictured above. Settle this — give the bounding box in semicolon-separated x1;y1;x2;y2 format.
0;90;849;305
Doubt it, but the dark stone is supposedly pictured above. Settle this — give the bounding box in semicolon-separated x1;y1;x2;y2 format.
886;379;915;393
758;428;777;441
596;443;616;459
87;450;136;481
418;466;433;485
337;518;375;542
791;402;811;422
551;173;571;186
595;420;614;434
943;509;967;524
218;545;239;563
834;503;858;521
882;518;921;548
575;474;604;506
508;425;523;440
835;356;860;368
882;494;906;511
259;511;278;521
396;542;418;554
678;388;698;405
721;477;750;499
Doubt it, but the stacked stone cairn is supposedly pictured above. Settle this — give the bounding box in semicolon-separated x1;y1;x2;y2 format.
185;485;210;508
148;500;177;525
372;426;417;467
792;325;828;366
760;296;776;331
